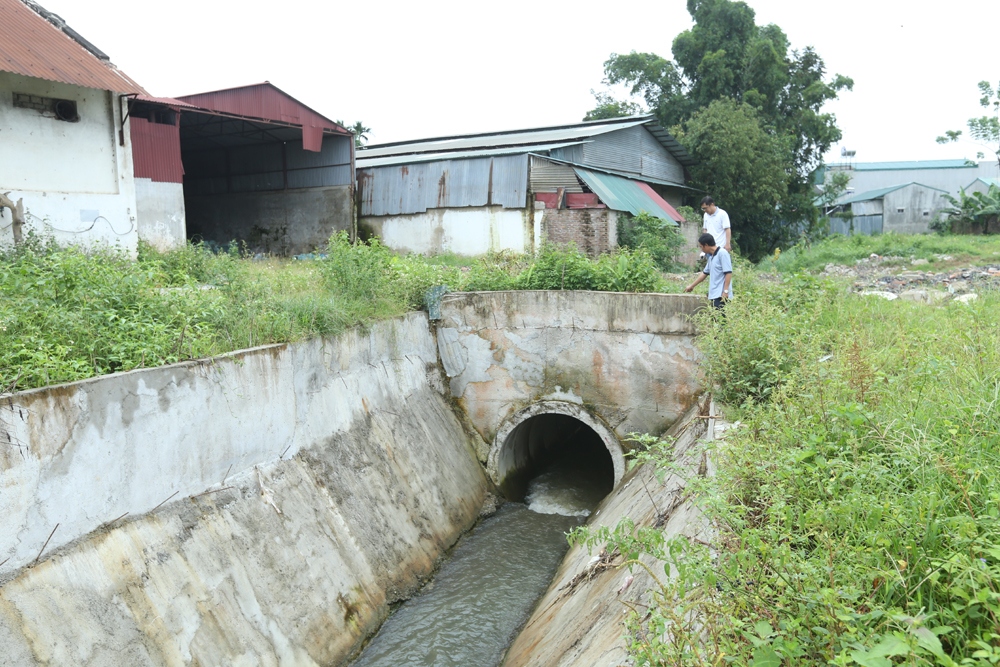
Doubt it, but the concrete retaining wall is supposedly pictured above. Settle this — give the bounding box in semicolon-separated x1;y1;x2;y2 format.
0;313;488;665
436;291;703;485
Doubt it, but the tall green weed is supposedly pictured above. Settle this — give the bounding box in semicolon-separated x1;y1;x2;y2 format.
575;271;1000;665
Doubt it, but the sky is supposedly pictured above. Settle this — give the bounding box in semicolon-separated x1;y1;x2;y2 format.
35;0;1000;164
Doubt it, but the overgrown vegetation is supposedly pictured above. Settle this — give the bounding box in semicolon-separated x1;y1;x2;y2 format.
0;235;674;392
757;232;1000;274
617;211;686;272
571;269;1000;665
937;185;1000;235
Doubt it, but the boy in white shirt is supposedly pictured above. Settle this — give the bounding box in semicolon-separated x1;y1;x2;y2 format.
701;196;731;252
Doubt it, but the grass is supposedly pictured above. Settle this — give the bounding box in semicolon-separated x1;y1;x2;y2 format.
572;268;1000;666
758;233;1000;274
0;235;676;392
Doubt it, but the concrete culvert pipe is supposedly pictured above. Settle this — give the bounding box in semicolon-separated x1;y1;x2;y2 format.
491;401;624;503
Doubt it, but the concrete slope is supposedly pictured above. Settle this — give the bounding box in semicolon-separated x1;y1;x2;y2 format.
0;313;488;666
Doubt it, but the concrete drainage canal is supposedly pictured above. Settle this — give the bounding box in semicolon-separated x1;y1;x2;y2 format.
0;291;704;666
352;406;618;667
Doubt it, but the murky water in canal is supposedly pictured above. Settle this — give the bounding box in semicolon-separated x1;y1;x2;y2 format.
351;449;612;667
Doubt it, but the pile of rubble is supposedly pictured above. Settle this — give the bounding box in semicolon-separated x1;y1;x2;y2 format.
823;254;1000;304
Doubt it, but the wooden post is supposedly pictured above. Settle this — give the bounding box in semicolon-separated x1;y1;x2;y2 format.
0;193;24;245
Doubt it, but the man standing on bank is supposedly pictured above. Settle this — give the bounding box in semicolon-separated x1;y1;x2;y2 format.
684;233;733;309
701;196;731;252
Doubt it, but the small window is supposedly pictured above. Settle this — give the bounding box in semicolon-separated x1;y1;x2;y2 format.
897;207;905;213
13;92;79;122
923;210;930;217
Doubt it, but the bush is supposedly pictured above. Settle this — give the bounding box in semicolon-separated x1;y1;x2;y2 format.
571;268;1000;666
617;211;685;272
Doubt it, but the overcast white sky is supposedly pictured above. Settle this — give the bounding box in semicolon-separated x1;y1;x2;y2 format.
38;0;1000;164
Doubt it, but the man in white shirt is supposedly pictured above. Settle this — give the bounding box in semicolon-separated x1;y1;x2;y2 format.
701;196;731;252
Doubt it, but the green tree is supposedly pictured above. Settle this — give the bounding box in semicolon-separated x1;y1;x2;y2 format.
588;0;852;259
616;211;684;271
937;80;1000;171
337;120;372;149
939;184;1000;235
674;99;788;259
582;91;643;121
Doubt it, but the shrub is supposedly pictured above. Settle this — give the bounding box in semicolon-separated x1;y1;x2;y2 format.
617;211;685;272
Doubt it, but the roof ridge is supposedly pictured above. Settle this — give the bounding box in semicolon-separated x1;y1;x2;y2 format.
363;115;655;150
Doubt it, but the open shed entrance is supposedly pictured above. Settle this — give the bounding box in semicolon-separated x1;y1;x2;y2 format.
179;110;353;255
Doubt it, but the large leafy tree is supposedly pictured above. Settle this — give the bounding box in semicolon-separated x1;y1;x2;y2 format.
588;0;852;259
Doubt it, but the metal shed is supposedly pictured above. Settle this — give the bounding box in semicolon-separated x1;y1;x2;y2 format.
355;116;695;256
831;182;948;236
131;83;355;254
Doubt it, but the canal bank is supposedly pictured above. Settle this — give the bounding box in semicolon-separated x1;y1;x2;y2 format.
0;292;706;665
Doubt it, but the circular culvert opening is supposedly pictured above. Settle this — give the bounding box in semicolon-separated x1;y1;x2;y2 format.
496;412;616;516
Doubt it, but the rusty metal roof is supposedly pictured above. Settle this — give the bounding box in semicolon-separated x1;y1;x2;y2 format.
176;83;350;136
0;0;144;93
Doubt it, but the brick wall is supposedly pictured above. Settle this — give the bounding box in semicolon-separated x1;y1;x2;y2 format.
542;208;617;257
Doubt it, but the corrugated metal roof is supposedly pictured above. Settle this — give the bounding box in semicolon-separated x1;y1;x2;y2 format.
130;117;182;183
0;0;144;93
529;156;583;193
176;83;350;136
359;115;696;167
836;182;948;205
852;160;977;171
967;177;1000;189
573;167;679;225
356;142;586;168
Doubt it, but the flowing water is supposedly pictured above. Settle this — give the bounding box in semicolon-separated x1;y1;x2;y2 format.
351;452;612;667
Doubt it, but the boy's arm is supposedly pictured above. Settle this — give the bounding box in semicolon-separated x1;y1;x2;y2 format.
722;271;732;300
724;227;732;252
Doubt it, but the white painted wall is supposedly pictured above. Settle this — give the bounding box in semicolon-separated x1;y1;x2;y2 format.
135;178;186;251
363;205;530;255
0;72;138;254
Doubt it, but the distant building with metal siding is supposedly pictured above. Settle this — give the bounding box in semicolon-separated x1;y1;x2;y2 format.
356;116;696;257
829;183;948;236
819;159;1000;200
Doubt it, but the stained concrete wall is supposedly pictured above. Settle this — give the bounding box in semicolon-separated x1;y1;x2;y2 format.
502;399;716;667
0;312;488;665
436;291;703;487
0;72;138;254
135;178;186;251
361;205;530;256
185;184;353;255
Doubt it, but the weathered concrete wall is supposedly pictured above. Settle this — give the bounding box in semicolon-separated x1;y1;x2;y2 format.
502;399;716;667
185;184;353;255
361;205;530;256
436;291;703;486
135;178;186;251
0;72;138;254
0;313;488;665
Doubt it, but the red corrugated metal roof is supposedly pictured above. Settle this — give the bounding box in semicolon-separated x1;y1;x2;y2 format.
176;83;350;136
0;0;144;94
136;94;196;109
